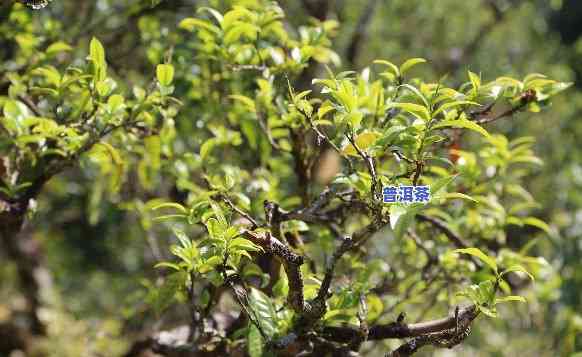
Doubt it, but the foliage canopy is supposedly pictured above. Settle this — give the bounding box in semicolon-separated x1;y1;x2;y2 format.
0;1;580;356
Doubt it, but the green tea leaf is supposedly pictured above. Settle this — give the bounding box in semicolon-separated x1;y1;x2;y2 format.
495;295;527;304
432;117;490;138
248;288;278;337
151;202;188;214
454;247;498;274
523;217;551;234
89;37;107;81
400;58;426;75
247;324;264;357
156;64;175;86
501;265;535;281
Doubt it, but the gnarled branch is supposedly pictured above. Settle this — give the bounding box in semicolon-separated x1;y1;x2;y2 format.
322;305;478;343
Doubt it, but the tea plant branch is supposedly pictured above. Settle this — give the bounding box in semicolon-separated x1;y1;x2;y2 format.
299;0;330;21
345;131;380;202
351;220;387;250
215;193;259;229
17;95;42;117
352;293;370;349
21;116;142;202
290;127;312;205
0;109;145;336
386;312;474;356
415;214;469;249
473;94;533;125
186;272;202;341
296;105;356;173
314;235;353;304
466;101;496;120
216;247;268;340
346;0;380;65
279;187;344;223
444;0;513;72
385;272;441;315
407;229;436;267
264;188;365;243
415;214;482;268
242;229;307;314
256;108;287;152
265;188;362;232
322;304;478;343
223;272;268;340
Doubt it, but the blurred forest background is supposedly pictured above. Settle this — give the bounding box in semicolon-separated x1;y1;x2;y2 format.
1;0;582;356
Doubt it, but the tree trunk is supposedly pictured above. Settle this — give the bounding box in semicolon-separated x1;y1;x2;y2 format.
0;199;46;336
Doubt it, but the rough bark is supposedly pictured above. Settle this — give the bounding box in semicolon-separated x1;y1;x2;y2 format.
0;199;46;336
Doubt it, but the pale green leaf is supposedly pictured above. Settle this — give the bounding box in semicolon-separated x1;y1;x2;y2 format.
501;265;535;282
523;217;551;234
390;203;424;239
197;6;224;24
400;58;426;75
373;59;399;77
432;117;490;138
495;295;527;304
247;324;264;357
179;18;221;35
248;288;278;337
229;95;256;111
46;41;72;55
386;102;430;121
342;132;380;156
454;247;498;273
156;64;175;86
89;37;107;81
468;71;481;93
151;202;188;214
438;192;478;202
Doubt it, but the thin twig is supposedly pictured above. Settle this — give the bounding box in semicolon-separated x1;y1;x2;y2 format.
297;106;356;173
473;100;529;125
345;0;380;65
17;95;42;117
415;214;469;249
217;194;259;229
345;132;379;201
315;235;353;302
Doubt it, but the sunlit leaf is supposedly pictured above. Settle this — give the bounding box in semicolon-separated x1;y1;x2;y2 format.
454;247;498;274
501;265;535;282
400;58;427;76
495;295;527;304
432;117;490;138
523;217;551;234
156;64;175;86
